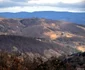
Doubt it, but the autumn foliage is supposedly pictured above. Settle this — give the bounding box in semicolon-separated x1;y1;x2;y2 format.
0;51;85;70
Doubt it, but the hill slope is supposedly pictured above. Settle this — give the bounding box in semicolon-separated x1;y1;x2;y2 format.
0;18;85;56
0;35;78;58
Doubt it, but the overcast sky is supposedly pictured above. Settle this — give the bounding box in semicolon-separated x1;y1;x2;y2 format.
0;0;85;12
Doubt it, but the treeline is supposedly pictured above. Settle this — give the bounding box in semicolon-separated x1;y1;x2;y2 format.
0;51;85;70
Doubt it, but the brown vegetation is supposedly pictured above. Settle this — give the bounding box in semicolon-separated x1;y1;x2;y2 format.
0;51;85;70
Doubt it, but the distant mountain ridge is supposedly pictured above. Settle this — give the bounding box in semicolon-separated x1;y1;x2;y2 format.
0;11;85;24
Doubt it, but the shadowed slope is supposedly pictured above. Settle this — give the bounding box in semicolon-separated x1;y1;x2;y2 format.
0;35;78;58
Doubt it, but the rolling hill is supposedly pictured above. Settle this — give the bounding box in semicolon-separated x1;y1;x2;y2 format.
0;18;85;58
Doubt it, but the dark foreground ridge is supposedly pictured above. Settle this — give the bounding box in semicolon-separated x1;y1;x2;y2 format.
0;51;85;70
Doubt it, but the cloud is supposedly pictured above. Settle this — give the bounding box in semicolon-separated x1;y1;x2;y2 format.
12;0;28;2
0;0;28;8
0;0;5;1
0;6;84;13
28;0;83;4
0;0;85;12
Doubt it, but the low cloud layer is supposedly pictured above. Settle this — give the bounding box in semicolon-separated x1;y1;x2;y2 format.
0;0;85;12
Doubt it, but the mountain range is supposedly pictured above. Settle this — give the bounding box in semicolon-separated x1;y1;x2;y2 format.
0;17;85;58
0;11;85;24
